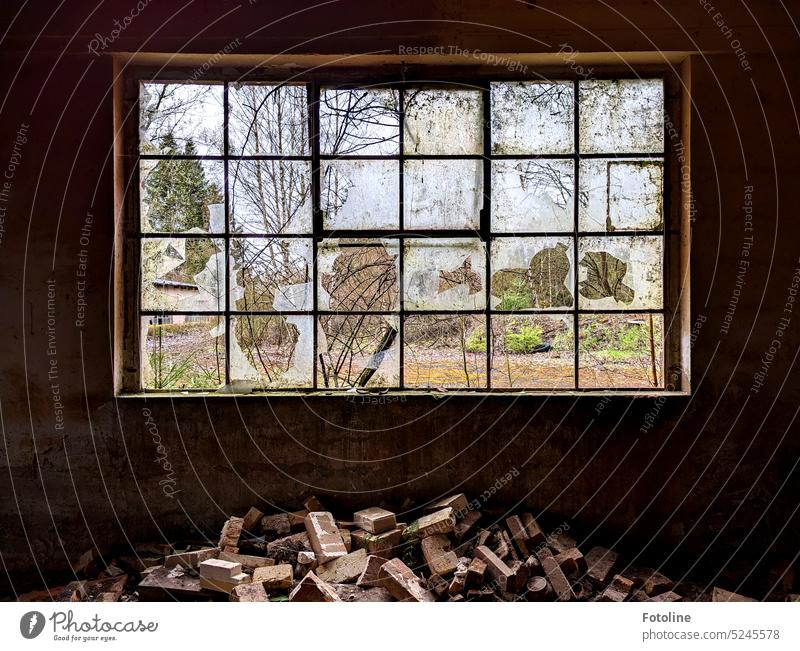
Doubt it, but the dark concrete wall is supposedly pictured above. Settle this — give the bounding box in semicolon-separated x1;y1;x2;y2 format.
1;1;798;597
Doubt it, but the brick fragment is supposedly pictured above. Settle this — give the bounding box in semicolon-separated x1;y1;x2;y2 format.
554;547;586;576
316;549;368;584
252;564;293;590
649;591;682;602
421;535;458;576
289;571;341;602
339;528;352;552
520;513;546;544
712;586;755;602
288;510;308;531
508;560;531;593
200;573;249;594
218;517;244;550
475;545;525;592
303;496;325;512
164;547;217;569
427;573;450;598
305;512;348;564
454;510;481;542
584;546;618;583
505;515;530;556
448;574;466;595
332;584;394;602
404;508;455;541
242;507;264;533
465;557;487;589
378;558;435;602
261;513;291;537
219;551;274;571
536;547;574;601
424;494;469;517
354;507;397;534
230;583;268;602
356;555;388;587
199;558;241;582
548;532;577;554
351;528;402;557
643;571;675;597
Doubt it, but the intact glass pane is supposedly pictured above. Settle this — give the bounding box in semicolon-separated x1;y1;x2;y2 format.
318;315;400;389
231;314;313;388
318;239;399;312
141;238;225;312
492;159;574;233
140;315;225;390
404;315;487;389
229;83;309;156
230;238;312;312
491;315;574;388
404;238;486;310
404;159;483;230
322;160;399;230
140;160;224;233
404;88;483;155
139;82;223;155
579;79;664;154
490;237;574;310
579;313;664;388
229;159;312;234
320;88;400;155
579;159;663;231
577;236;662;309
491;81;574;154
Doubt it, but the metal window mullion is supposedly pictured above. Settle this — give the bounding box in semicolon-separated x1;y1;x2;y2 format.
482;83;492;389
310;82;321;389
399;84;406;389
223;81;231;386
573;80;580;390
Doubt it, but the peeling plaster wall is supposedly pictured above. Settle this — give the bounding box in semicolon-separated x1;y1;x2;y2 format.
0;0;798;596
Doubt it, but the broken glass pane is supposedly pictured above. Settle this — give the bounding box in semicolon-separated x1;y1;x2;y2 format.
404;159;483;230
578;236;662;309
579;79;664;154
321;160;399;230
139;82;223;155
404;239;486;310
320;88;400;155
491;315;574;388
229;159;312;234
229;83;309;156
318;315;400;389
404;88;483;155
140;160;224;234
491;81;574;154
404;315;487;389
491;159;574;232
490;237;574;310
318;239;399;312
579;159;663;231
579;313;664;388
141;238;225;311
230;238;312;312
141;315;225;390
231;314;313;388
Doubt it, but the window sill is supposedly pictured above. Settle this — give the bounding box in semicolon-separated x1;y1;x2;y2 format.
117;389;690;399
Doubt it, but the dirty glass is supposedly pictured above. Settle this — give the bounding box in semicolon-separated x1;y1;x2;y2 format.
322;160;399;230
405;159;483;230
404;88;483;155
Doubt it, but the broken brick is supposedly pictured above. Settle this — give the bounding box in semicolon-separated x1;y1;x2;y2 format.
537;547;574;601
339;528;352;552
164;547;217;569
424;494;469;517
520;513;546;544
316;549;368;584
712;586;755;602
548;532;577;555
252;564;293;591
199;558;242;582
454;510;481;542
554;547;586;576
505;515;530;557
242;507;264;533
200;573;249;594
332;584;393;602
475;545;525;592
305;512;348;564
421;535;458;576
137;566;205;601
465;557;487;589
260;513;291;537
649;591;682;602
427;573;450;598
449;574;466;595
219;551;274;571
351;528;402;557
218;517;244;550
379;558;435;602
356;554;388;587
584;546;618;583
288;510;309;531
354;507;397;534
230;582;268;602
303;496;325;512
643;571;675;597
404;508;455;541
289;571;341;602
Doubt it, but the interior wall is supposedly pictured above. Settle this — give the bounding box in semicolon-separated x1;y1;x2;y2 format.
1;0;798;597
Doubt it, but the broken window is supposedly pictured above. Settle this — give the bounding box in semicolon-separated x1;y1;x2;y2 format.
135;76;667;392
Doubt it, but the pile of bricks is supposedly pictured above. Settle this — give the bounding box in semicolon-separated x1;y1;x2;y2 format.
16;494;797;603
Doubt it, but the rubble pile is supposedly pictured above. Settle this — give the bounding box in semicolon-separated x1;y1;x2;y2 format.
16;494;797;603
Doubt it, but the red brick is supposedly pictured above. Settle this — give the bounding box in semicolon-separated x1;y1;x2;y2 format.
379;558;435;602
505;515;530;557
305;512;348;564
520;513;546;544
536;547;574;601
584;546;618;582
421;535;458;576
354;507;397;534
289;571;341;602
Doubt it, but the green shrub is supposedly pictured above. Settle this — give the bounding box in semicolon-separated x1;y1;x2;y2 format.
465;329;487;353
504;325;543;354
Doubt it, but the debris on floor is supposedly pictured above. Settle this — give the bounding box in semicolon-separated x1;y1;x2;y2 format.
14;494;797;602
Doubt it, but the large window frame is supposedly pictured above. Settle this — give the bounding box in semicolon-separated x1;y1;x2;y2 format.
117;62;687;396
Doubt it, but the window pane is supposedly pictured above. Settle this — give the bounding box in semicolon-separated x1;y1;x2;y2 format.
490;237;574;310
139;83;223;155
318;239;399;312
579;159;663;231
579;79;664;154
491;315;574;388
141;238;225;311
404;238;486;310
492;159;574;233
320;88;400;155
579;314;663;388
404;88;483;155
578;236;662;309
231;238;312;312
491;81;574;154
404;159;483;230
229;159;312;234
229;83;309;156
140;160;224;234
404;315;487;389
318;315;400;388
140;315;225;389
322;160;399;230
231;314;313;388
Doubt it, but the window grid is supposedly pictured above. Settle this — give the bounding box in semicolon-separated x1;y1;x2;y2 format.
137;78;667;392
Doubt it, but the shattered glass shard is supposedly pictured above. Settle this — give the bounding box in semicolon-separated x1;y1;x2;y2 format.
492;242;573;309
438;257;482;296
578;251;635;304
